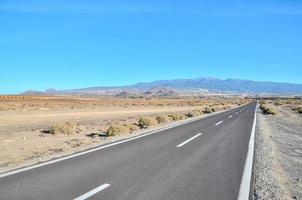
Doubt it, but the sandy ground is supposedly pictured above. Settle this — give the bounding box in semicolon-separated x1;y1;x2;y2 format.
0;96;247;173
253;102;302;200
0;106;196;133
0;106;199;172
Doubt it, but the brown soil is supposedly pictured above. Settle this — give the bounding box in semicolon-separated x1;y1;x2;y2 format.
0;96;248;173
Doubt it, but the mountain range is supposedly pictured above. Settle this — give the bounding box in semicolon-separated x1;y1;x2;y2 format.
22;77;302;96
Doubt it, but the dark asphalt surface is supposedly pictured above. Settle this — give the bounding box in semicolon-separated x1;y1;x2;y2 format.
0;102;257;200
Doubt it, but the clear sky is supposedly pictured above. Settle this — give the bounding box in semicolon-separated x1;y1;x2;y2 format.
1;0;302;94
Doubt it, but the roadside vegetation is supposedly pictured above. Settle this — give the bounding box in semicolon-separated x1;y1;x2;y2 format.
102;108;209;137
43;105;233;137
156;115;170;124
49;122;77;135
168;113;187;121
185;110;202;118
138;117;158;128
292;107;302;114
203;107;214;114
259;101;276;115
106;123;138;136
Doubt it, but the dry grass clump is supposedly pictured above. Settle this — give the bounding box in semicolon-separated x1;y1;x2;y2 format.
203;107;214;114
106;126;120;136
127;123;139;132
106;123;134;136
259;103;276;115
223;105;231;110
50;122;77;135
186;110;202;118
138;117;158;128
292;107;302;114
156;115;169;124
168;113;187;121
273;100;282;106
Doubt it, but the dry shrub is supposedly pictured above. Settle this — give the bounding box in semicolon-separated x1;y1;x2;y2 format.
186;110;201;118
273;101;282;106
292;107;302;114
106;126;120;136
127;123;139;132
50;122;76;135
203;107;213;114
168;113;187;121
156;115;169;123
138;117;158;128
259;103;276;115
224;106;231;110
106;123;132;136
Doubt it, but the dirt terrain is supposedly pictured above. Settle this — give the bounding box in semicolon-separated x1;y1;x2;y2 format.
0;96;247;173
253;99;302;200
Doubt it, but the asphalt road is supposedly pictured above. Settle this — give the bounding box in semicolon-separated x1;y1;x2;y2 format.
0;102;257;200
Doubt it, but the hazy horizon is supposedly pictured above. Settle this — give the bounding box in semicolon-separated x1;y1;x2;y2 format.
2;76;302;95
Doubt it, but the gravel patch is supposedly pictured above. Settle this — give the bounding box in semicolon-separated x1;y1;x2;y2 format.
253;104;302;200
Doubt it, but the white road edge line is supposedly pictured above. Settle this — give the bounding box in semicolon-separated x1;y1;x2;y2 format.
177;133;202;148
0;103;249;178
228;115;233;118
237;102;257;200
215;120;223;126
74;183;110;200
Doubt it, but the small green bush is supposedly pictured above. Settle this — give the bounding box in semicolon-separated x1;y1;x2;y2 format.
138;117;158;128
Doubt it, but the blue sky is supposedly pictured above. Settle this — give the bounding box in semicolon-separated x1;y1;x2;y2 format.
1;0;302;94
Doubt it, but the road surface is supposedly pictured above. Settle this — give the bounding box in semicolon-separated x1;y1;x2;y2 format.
0;102;257;200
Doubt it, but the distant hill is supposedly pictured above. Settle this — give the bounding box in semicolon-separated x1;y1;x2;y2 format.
144;87;176;96
130;77;302;95
115;91;130;98
21;77;302;96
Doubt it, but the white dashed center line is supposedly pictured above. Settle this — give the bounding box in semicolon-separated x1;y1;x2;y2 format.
177;133;202;148
228;115;233;118
74;183;110;200
215;121;223;126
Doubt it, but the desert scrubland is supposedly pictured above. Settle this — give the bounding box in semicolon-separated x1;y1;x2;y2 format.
253;98;302;199
0;95;248;173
